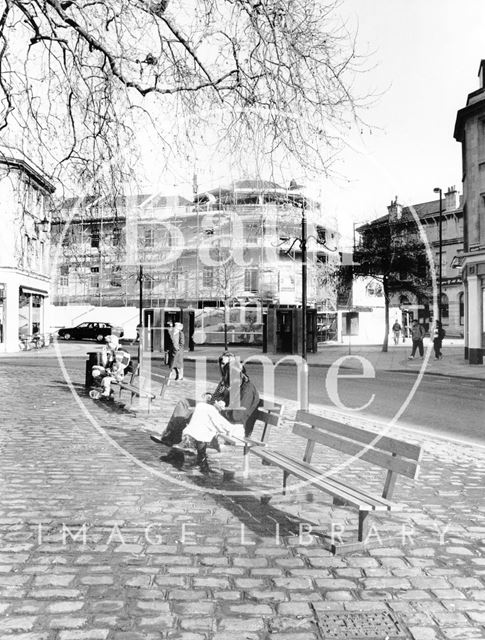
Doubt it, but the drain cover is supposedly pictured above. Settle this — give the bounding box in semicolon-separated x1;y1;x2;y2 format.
314;611;409;639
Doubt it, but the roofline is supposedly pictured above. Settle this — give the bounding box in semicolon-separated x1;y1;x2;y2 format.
0;155;56;193
454;90;485;140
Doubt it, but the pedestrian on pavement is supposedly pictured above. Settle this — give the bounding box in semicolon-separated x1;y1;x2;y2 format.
392;319;402;345
433;320;446;360
408;320;425;359
168;322;184;381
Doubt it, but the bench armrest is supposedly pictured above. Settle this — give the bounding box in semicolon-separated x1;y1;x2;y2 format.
244;438;267;448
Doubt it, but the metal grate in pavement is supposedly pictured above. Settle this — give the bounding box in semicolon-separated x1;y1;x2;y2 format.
314;611;410;639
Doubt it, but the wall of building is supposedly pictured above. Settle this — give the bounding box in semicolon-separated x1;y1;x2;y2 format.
51;198;338;313
0;160;53;352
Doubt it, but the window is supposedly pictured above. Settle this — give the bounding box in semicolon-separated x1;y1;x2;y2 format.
40;241;45;271
440;293;449;320
202;267;214;288
25;235;32;269
110;265;122;287
91;226;100;248
342;312;359;336
479;118;485;159
113;227;121;247
144;228;154;248
62;229;71;246
243;220;259;245
459;292;464;326
59;265;69;287
90;266;99;273
90;275;99;288
365;281;383;297
434;251;447;272
244;268;259;293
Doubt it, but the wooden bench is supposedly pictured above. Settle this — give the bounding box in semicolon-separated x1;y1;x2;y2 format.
116;367;170;413
244;410;422;551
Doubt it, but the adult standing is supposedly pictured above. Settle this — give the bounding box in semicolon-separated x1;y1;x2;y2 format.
168;322;184;380
433;320;446;360
392;319;402;345
408;320;425;359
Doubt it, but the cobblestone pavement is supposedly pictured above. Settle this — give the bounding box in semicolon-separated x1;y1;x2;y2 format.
1;352;485;640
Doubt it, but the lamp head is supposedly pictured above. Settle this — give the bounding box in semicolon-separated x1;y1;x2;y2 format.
433;187;441;194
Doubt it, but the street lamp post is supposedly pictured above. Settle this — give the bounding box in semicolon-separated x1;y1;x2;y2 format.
433;187;443;323
301;199;307;361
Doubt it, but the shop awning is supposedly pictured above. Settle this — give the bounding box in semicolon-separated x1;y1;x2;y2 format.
19;286;48;296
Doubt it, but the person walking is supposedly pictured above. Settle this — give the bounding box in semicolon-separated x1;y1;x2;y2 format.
168;322;184;380
433;320;446;360
392;319;402;345
408;319;425;359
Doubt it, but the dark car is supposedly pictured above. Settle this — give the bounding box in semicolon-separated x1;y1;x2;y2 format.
57;322;124;342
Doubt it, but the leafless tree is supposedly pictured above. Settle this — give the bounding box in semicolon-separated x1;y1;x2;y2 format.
0;0;368;190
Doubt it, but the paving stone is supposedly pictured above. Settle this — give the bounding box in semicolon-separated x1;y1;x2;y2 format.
58;631;110;640
228;604;273;615
408;625;438;639
47;601;85;613
217;618;265;631
49;618;88;629
0;616;37;631
431;589;467;599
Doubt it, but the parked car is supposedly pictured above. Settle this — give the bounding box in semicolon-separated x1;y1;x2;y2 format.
57;322;124;342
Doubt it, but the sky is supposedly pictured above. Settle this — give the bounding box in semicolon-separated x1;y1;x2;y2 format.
135;0;485;246
325;0;485;243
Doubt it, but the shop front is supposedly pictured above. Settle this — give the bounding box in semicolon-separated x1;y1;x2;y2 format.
0;274;49;352
18;286;48;347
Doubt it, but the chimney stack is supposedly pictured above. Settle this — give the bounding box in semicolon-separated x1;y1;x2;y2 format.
479;60;485;90
387;196;403;221
445;185;459;211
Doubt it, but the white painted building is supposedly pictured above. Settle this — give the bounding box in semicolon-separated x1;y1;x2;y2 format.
0;152;55;352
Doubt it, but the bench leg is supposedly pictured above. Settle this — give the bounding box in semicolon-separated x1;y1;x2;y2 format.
243;445;250;479
282;470;289;496
358;511;369;542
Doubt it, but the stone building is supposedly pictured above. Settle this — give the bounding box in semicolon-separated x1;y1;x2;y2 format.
51;180;339;343
353;191;464;342
0;152;55;352
454;60;485;364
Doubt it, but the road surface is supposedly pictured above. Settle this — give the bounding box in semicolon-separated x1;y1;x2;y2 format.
182;361;485;444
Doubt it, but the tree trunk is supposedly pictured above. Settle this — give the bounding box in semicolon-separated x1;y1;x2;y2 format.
382;277;390;353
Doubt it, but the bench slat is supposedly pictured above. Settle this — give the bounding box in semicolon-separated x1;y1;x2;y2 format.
118;383;155;399
296;410;422;461
254;409;280;427
252;447;399;511
293;422;419;479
